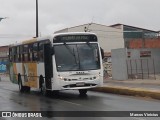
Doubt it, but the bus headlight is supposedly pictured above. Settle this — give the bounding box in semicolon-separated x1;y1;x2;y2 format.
59;76;64;80
96;74;100;79
58;76;68;81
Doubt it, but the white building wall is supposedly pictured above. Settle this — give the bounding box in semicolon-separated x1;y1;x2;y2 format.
55;23;124;52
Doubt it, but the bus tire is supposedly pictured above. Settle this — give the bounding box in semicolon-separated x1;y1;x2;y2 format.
25;86;30;93
40;77;50;96
18;75;25;92
52;90;59;96
41;82;46;96
79;89;87;96
42;83;51;96
40;76;45;93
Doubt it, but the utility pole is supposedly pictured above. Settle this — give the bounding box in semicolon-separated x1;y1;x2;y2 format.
36;0;39;37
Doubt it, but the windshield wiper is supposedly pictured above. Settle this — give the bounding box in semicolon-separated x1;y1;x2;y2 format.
63;43;79;65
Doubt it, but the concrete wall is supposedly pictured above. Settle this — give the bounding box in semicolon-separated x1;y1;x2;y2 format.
111;48;160;80
55;23;124;52
126;49;160;79
111;48;128;80
151;49;160;73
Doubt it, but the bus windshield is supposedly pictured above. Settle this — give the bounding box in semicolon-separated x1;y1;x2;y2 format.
54;43;100;71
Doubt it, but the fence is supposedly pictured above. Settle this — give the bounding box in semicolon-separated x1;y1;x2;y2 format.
126;58;156;79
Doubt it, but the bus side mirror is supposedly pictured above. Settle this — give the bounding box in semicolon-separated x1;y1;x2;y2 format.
100;47;104;59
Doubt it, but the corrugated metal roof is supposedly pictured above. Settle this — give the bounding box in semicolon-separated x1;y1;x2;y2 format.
110;23;159;33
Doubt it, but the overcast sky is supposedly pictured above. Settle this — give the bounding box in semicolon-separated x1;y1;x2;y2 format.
0;0;160;46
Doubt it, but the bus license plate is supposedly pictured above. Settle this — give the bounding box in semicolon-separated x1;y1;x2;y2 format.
76;82;85;86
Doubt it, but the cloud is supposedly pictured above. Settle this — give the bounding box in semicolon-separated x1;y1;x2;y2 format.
44;23;67;35
0;0;160;45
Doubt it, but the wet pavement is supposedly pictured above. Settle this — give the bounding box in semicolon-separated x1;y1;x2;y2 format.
0;76;160;120
1;75;160;99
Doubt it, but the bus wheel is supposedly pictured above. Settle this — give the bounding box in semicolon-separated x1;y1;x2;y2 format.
52;90;59;96
41;82;46;95
40;76;45;95
18;75;25;92
25;86;30;93
40;76;51;96
41;81;51;96
79;89;87;96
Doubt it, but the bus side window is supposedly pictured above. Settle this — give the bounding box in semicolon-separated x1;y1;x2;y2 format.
16;47;19;62
28;44;33;61
19;46;23;62
33;43;38;61
13;47;18;62
23;45;28;62
38;42;44;62
17;46;21;62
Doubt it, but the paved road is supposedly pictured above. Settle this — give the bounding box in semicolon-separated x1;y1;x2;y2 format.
0;79;160;120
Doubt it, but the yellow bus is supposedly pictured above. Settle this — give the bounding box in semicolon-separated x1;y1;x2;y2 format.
9;32;103;96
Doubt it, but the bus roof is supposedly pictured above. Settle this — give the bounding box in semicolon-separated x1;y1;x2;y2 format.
53;32;96;37
9;32;97;47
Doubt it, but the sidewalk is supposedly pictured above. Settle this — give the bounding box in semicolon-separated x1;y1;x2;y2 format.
93;78;160;100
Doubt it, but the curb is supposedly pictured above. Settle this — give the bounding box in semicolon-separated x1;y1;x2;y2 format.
91;86;160;100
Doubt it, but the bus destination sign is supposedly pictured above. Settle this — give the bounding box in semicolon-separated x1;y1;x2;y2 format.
53;35;97;43
62;36;88;41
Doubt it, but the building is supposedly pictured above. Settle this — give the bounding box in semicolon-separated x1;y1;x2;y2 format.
0;46;9;73
110;23;159;49
55;23;124;53
0;46;9;62
109;24;160;80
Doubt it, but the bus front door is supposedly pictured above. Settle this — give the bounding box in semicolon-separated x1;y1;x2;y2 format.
44;44;53;89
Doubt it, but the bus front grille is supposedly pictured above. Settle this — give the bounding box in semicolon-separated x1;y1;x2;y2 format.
63;83;96;88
